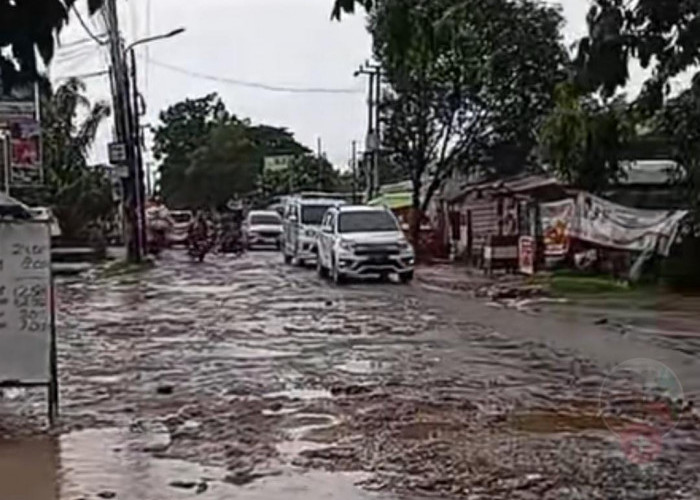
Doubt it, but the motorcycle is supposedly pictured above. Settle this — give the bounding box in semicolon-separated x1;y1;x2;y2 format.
147;227;169;257
187;233;213;262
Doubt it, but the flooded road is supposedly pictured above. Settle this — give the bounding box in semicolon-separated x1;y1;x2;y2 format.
1;251;699;499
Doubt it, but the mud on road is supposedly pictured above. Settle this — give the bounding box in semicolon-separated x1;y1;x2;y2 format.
1;251;699;499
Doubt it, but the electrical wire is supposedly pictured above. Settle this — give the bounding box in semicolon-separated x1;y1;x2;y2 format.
72;5;108;46
150;59;364;94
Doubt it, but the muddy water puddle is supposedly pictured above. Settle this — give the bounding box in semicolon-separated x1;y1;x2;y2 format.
0;427;387;500
40;252;700;498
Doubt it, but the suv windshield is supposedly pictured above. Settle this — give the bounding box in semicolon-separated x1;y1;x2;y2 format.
250;214;281;225
301;205;332;225
338;211;398;233
171;213;192;224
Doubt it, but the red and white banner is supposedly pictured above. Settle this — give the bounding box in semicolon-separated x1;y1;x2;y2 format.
540;199;575;256
540;194;688;257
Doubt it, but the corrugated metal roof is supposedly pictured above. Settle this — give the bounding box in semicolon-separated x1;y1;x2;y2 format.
448;174;561;202
620;160;679;185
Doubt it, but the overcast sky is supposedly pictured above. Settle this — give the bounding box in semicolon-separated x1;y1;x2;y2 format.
51;0;594;173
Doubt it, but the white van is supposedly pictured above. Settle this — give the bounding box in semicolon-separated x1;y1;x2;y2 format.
282;194;346;265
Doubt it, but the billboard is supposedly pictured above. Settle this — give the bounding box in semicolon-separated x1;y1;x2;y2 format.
0;83;42;186
264;155;295;173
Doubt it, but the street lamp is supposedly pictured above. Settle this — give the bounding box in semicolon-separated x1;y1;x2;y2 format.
124;28;186;55
122;27;185;261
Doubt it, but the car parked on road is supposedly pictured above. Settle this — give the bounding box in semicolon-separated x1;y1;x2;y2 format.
168;210;193;247
316;205;415;284
281;194;346;265
244;210;283;249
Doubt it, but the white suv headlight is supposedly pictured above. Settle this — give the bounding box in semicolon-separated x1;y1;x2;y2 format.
398;241;413;252
339;239;355;252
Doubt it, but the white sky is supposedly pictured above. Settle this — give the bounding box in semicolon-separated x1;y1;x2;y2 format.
49;0;652;174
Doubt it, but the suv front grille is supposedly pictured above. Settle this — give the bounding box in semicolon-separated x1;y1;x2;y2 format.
354;243;400;256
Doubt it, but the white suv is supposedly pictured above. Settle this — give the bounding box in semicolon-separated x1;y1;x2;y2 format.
316;205;415;284
282;195;346;265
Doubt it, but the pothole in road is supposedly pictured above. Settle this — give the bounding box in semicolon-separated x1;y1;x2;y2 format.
507;410;617;434
264;388;333;400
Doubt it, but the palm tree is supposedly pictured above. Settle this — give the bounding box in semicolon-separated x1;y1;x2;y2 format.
0;1;104;90
42;77;115;241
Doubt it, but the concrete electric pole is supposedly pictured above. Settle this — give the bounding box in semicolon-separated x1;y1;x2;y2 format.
354;62;381;201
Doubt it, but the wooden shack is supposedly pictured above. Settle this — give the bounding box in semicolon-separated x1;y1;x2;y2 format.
446;175;567;268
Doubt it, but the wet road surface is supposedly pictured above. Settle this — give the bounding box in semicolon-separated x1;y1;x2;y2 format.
1;251;699;499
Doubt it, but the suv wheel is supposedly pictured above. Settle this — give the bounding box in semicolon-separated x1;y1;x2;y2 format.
399;270;414;284
283;253;292;264
332;255;346;285
317;256;328;279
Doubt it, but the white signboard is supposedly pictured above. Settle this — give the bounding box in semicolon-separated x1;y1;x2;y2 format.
264;155;294;173
0;222;51;383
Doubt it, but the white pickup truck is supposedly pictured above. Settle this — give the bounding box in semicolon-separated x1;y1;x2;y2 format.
316;205;415;284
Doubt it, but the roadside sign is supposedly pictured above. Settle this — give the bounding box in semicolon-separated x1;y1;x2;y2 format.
519;235;535;275
109;142;128;164
7;119;43;186
264;155;294;173
0;219;58;423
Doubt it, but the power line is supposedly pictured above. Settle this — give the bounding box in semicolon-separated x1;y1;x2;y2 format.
72;4;108;45
150;59;364;94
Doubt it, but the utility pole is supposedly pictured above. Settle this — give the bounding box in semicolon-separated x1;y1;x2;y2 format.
351;140;357;204
105;0;141;262
354;62;381;201
317;136;323;190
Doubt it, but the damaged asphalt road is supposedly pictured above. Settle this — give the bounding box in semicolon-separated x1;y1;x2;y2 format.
2;251;699;499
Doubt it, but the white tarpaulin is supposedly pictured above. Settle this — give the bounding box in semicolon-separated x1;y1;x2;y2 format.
570;193;687;256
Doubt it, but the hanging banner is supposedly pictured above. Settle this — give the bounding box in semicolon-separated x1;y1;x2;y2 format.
571;193;687;256
540;199;575;256
8;119;42;185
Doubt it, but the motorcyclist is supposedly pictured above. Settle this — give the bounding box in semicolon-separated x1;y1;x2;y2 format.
188;211;210;243
146;199;174;255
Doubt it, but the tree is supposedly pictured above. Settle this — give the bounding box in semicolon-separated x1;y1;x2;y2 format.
258;154;339;199
373;0;568;240
184;122;259;208
331;0;372;20
539;83;636;192
0;0;104;92
575;0;700;112
153;93;229;207
39;78;114;241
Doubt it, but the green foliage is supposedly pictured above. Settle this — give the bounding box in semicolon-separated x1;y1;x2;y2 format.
153;93;229;208
575;0;700;111
653;77;700;212
13;78;115;241
153;93;332;208
185;122;259;208
662;236;700;290
0;0;103;91
539;83;636;192
331;0;371;20
258;155;339;200
373;0;568;212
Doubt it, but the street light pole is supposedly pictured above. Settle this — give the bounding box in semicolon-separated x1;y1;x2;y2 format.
122;27;185;260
